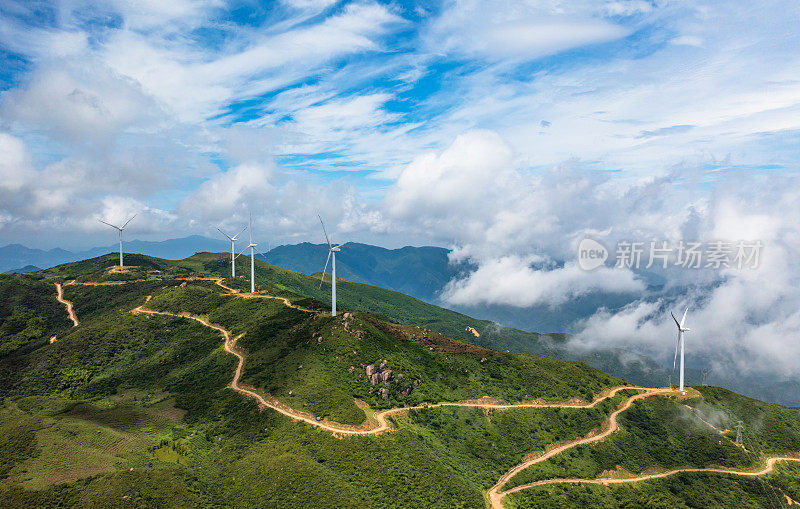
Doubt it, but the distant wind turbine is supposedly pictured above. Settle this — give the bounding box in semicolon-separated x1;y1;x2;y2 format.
318;215;346;317
99;215;136;267
671;307;690;394
216;224;247;278
236;213;266;293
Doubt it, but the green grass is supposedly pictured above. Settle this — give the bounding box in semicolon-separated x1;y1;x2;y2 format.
504;472;795;509
2;255;800;507
397;390;636;489
692;386;800;453
504;395;755;490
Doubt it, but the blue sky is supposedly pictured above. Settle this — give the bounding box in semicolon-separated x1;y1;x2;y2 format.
2;0;799;250
3;1;800;377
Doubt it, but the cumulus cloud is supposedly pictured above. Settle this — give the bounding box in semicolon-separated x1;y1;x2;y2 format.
381;128;800;380
385;129;514;218
442;256;644;307
181;162;276;220
566;174;800;378
2;63;163;144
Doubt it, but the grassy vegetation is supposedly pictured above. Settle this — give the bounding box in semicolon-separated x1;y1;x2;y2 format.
0;275;73;358
505;396;754;489
504;472;797;509
145;282;622;425
398;390;636;489
692;387;800;453
2;254;799;507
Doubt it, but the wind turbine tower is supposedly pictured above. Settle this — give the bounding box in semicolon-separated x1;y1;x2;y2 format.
236;214;266;293
216;225;247;278
671;307;690;394
99;215;136;267
318;215;346;316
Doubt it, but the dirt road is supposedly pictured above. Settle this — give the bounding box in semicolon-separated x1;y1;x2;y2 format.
119;278;799;507
500;456;800;496
131;298;645;436
487;387;672;508
55;283;79;327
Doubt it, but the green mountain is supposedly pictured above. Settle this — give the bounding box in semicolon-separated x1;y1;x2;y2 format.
1;252;799;508
261;241;466;302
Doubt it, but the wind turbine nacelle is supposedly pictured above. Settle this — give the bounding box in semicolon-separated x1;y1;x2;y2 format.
331;247;341;252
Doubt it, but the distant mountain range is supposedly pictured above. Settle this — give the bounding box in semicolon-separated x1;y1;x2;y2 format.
259;242;471;303
0;235;229;274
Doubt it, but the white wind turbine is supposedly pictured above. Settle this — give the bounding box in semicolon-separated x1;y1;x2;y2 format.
99;215;136;267
235;214;266;293
216;224;247;278
671;307;690;394
318;215;346;316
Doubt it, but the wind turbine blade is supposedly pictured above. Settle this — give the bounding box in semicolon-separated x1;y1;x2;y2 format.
254;247;267;259
249;213;253;245
680;307;689;328
318;214;332;249
121;214;136;230
99;219;120;230
236;245;250;259
232;225;247;240
673;331;680;370
319;250;331;289
334;242;347;249
670;311;681;329
216;227;233;240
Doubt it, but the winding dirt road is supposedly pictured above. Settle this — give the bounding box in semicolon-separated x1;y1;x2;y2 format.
500;456;800;497
55;283;79;327
116;277;800;507
131;297;645;436
487;387;671;508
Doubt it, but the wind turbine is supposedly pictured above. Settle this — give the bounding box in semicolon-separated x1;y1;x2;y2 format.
99;215;136;267
235;214;266;293
671;307;690;394
216;225;247;278
318;215;346;316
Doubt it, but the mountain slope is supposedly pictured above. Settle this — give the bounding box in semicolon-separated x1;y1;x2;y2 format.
260;241;465;302
1;254;799;508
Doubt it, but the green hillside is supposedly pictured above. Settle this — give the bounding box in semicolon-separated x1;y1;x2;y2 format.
1;252;798;508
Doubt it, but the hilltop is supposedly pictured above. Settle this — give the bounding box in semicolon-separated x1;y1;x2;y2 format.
1;252;799;508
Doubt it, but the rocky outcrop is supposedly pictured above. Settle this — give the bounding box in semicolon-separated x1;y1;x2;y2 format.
380;369;392;384
378;387;389;400
341;313;366;339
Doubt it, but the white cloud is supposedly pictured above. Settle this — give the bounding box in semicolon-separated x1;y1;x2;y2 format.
2;63;163;144
180;162;276;220
442;256;644;307
385;129;514;218
426;0;629;60
0;133;31;191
